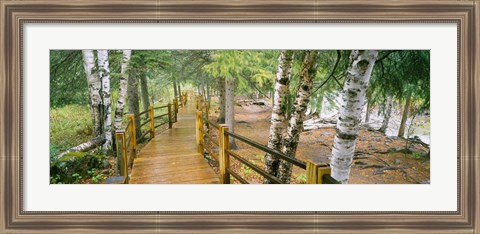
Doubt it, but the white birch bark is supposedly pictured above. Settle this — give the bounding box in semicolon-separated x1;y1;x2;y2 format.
379;95;393;133
97;50;112;151
82;50;103;136
264;50;294;182
54;135;106;161
114;50;131;131
330;50;378;184
278;50;319;183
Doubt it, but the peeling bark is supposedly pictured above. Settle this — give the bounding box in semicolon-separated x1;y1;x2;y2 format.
97;50;112;152
278;50;319;183
330;50;378;184
114;50;131;132
264;50;294;183
82;50;103;136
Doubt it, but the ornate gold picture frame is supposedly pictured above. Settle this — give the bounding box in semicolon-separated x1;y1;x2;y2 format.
1;1;479;233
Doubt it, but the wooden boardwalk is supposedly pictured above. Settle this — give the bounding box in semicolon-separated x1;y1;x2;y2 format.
129;100;219;184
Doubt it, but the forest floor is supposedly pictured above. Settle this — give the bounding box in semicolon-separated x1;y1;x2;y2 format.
205;97;430;184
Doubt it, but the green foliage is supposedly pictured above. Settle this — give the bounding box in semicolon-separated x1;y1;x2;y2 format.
50;152;107;184
50;105;93;152
49;144;60;160
295;174;307;183
241;164;253;175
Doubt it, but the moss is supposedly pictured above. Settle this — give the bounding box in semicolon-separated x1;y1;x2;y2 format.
51;152;106;184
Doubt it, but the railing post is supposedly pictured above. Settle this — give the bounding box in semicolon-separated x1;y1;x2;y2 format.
148;106;155;139
167;103;173;128
306;160;331;184
195;110;204;155
128;114;137;160
115;130;128;183
219;124;230;184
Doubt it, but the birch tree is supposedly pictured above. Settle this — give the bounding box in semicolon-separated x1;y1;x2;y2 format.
379;95;393;133
97;50;112;151
330;50;378;184
82;50;103;136
277;50;319;183
264;50;294;182
114;50;131;131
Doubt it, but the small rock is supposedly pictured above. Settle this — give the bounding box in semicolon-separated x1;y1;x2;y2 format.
394;159;402;164
321;132;332;136
372;137;381;142
101;169;110;175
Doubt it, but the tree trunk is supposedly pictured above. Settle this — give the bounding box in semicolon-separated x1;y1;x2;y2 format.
127;68;142;138
206;80;211;112
379;95;393;133
264;50;294;183
225;77;237;149
97;50;112;152
178;83;182;98
114;50;131;132
277;50;319;183
398;92;411;137
218;76;226;123
82;50;103;136
54;135;106;161
140;67;150;115
330;50;378;184
173;77;178;99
